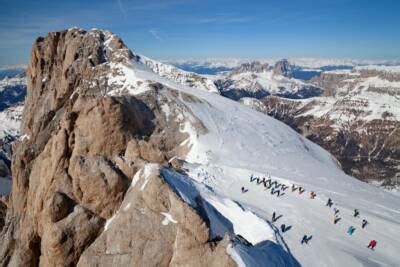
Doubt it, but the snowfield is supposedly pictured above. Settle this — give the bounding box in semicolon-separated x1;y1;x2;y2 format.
107;54;400;266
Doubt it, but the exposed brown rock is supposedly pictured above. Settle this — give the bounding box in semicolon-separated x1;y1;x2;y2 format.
0;199;6;231
40;206;105;266
273;59;293;77
0;28;235;267
48;191;75;223
77;166;235;267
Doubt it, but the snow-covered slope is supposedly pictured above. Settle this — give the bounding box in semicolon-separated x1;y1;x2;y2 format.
238;64;400;188
139;55;219;93
106;52;400;266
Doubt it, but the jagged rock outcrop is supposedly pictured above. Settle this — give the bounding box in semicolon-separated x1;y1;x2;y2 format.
0;29;235;266
78;165;234;267
273;59;293;77
229;61;269;75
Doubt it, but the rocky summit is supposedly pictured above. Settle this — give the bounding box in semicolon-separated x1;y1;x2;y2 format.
0;28;234;267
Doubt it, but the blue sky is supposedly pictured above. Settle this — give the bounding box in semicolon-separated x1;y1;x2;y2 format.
0;0;399;65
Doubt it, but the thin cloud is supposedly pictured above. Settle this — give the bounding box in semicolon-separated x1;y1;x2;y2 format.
117;0;127;19
149;29;163;41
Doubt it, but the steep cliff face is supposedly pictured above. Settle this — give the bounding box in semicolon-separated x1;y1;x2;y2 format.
0;29;234;266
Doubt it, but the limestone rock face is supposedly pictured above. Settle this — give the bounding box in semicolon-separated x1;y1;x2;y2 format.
0;199;6;232
0;28;235;267
77;165;234;267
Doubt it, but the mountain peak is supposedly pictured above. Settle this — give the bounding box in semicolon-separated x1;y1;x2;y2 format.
230;61;269;74
273;58;293;77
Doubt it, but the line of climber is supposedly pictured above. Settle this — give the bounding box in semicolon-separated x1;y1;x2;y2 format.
245;174;378;250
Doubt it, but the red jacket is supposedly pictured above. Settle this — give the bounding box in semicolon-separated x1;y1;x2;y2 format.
369;240;377;247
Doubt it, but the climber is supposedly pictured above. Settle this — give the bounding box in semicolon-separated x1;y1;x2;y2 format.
347;226;356;236
250;174;257;183
333;208;340;215
301;235;312;244
257;177;264;185
241;187;248;193
263;178;272;188
272;212;282;222
326;198;333;207
281;185;289;191
299;187;305;194
310;191;317;199
281;224;286;233
270;188;275;195
334;214;341;224
291;184;298;192
271;188;281;197
362;219;368;229
354;209;360;218
367;240;377;250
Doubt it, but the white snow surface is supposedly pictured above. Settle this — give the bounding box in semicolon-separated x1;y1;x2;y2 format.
129;163;159;191
0;105;23;139
160;212;178;225
103;49;400;266
139;55;219;93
